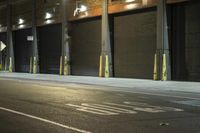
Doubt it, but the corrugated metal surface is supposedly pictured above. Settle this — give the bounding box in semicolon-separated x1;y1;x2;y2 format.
71;18;101;76
172;1;200;81
114;9;156;79
14;28;32;72
38;24;61;74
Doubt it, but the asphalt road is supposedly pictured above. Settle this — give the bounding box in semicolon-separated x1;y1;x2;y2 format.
0;78;200;133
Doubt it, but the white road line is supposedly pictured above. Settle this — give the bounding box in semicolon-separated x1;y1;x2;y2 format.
123;102;184;112
88;104;137;114
104;102;165;113
90;104;137;114
81;103;136;114
66;104;118;115
0;107;92;133
77;108;117;115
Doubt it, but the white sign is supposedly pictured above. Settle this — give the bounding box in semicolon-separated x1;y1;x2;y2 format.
27;36;34;41
0;41;6;51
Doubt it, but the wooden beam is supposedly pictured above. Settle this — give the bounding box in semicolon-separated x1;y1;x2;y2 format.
69;0;189;21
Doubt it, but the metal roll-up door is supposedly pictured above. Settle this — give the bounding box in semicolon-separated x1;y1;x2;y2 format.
14;28;32;73
71;18;101;76
38;24;62;74
172;1;200;81
114;9;156;79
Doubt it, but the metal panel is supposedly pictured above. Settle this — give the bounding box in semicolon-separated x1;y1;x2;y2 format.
114;9;156;79
71;18;101;76
38;24;62;74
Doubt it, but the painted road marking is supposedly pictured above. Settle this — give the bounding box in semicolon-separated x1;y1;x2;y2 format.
82;103;137;114
123;101;184;112
0;107;91;133
67;104;119;115
66;102;184;116
104;102;165;113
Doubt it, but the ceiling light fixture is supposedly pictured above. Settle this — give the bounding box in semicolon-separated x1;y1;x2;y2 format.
74;1;88;16
45;12;53;19
18;18;24;25
125;0;136;3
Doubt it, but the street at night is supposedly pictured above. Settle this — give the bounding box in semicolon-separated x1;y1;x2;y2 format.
0;78;200;133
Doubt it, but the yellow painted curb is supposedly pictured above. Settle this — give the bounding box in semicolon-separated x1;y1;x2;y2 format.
59;56;63;75
99;55;103;77
162;54;167;81
105;55;109;78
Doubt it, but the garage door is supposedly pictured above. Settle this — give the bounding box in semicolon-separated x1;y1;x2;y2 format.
71;18;101;76
38;24;61;74
171;1;200;81
114;9;157;79
14;28;32;73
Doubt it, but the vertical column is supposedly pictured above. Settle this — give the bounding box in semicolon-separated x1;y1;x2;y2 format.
154;0;171;81
31;0;39;74
7;0;15;72
99;0;113;78
0;41;2;71
60;0;70;76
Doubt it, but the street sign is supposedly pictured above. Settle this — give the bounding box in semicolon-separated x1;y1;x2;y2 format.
0;41;6;51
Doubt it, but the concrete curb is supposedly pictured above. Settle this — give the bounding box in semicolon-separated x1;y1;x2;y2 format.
0;72;200;93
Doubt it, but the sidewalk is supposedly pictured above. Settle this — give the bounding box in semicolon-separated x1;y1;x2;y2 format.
0;72;200;93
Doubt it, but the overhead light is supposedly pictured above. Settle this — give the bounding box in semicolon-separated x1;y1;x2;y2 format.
18;24;25;29
74;1;88;16
45;19;54;24
45;12;53;19
79;5;87;12
18;18;24;25
125;0;136;3
125;3;138;9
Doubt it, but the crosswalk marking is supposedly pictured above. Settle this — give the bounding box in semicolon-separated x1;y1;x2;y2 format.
84;103;137;114
66;104;118;115
104;102;165;113
81;103;136;114
66;101;184;116
123;101;184;112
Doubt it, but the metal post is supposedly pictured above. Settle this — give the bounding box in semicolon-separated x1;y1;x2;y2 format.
32;0;39;74
7;0;15;72
154;0;171;80
99;0;113;78
60;0;70;76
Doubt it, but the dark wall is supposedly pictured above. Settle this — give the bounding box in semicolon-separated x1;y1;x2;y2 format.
0;32;6;44
71;18;101;76
114;9;157;79
13;28;32;72
0;32;7;69
172;1;200;81
38;24;62;74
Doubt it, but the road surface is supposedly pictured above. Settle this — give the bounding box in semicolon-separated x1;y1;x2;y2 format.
0;78;200;133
